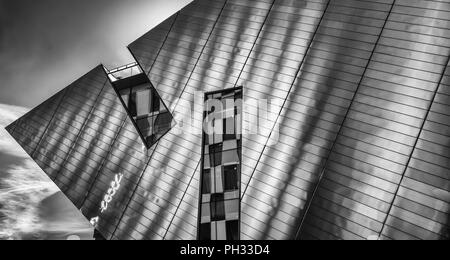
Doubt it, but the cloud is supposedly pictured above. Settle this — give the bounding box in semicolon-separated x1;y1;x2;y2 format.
0;103;92;240
0;160;57;239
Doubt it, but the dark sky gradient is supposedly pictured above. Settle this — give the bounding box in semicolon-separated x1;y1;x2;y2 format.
0;0;190;107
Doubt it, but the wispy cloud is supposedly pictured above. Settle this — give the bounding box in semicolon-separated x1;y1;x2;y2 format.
0;104;92;240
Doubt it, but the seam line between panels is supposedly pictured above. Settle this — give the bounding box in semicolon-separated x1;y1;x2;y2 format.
160;0;232;240
108;12;182;239
112;1;229;240
295;0;398;240
165;0;278;240
57;79;109;191
147;12;180;75
240;0;332;198
31;88;70;162
232;0;277;88
110;141;159;239
378;54;450;239
171;0;229;112
8;91;63;138
80;113;129;212
162;160;202;240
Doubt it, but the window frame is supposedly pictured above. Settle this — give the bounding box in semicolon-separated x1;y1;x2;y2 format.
197;86;243;241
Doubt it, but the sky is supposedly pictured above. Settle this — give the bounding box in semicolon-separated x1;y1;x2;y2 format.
0;104;94;240
0;0;190;240
0;0;191;108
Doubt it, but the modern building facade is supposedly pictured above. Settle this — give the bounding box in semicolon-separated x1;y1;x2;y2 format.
6;0;450;240
199;87;243;240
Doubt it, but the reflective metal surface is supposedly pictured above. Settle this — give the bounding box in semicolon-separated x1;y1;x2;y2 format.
7;0;450;240
298;0;450;240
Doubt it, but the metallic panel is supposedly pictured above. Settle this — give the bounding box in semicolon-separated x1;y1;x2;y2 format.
126;0;276;240
380;64;450;240
31;67;108;183
59;85;126;207
299;0;450;240
238;0;332;240
242;0;395;240
8;88;66;157
7;0;450;240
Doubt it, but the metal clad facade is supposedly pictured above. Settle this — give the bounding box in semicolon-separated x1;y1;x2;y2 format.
381;64;450;240
8;88;66;157
244;0;395;240
299;0;450;240
114;0;230;240
7;0;450;240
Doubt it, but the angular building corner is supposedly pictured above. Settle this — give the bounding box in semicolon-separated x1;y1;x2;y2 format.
7;0;450;240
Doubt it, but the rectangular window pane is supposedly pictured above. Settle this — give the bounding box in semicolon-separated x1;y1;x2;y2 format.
136;89;150;117
151;91;160;112
201;203;211;224
224;165;238;191
211;194;225;221
199;223;211;240
136;116;153;137
222;149;239;165
154;112;172;134
202;169;211;194
226;220;239;241
224;117;235;140
225;199;239;220
199;87;242;240
110;76;174;150
216;221;227;240
128;92;137;117
209;143;223;167
215;167;224;194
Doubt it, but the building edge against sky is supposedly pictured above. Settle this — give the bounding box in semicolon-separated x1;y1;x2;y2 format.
6;0;450;240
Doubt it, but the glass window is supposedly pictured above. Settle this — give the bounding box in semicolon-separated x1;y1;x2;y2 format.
215;167;224;194
199;223;211;240
111;78;174;150
211;194;225;221
224;165;238;191
222;140;237;151
154;112;172;134
201;203;211;223
224;117;235;140
151;91;160;112
136;89;150;117
225;199;239;220
203;152;211;169
120;90;130;106
209;143;223;167
222;149;239;165
136;116;153;136
199;87;242;240
128;92;137;117
216;221;227;240
202;169;211;194
226;220;239;240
